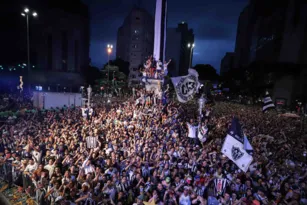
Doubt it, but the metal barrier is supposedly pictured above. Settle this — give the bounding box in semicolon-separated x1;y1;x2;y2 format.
0;163;38;205
0;163;13;184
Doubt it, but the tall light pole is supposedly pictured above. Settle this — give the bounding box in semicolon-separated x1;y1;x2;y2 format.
107;44;113;94
87;85;92;108
187;43;195;68
21;8;37;89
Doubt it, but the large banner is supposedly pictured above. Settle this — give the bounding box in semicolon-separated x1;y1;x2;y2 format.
171;69;200;103
221;134;253;172
221;118;253;172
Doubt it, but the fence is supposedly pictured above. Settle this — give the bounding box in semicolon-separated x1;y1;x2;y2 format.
0;163;38;205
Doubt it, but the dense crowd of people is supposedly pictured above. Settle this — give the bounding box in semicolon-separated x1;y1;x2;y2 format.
141;55;171;81
0;88;306;205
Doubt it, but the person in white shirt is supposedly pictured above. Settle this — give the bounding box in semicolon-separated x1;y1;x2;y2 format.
44;159;56;179
156;60;162;79
32;146;42;164
24;159;38;173
186;120;199;145
141;69;150;85
179;187;191;205
23;159;38;190
82;157;95;175
163;59;171;77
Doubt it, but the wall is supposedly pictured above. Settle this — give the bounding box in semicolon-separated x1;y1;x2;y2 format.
33;92;83;109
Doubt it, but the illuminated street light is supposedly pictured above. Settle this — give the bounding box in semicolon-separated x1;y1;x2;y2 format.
21;7;38;89
106;44;113;97
187;43;195;67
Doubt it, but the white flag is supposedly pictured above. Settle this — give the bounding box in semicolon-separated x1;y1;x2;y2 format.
86;136;98;149
221;134;253;172
198;126;208;143
81;108;87;118
171;68;200;103
187;123;197;139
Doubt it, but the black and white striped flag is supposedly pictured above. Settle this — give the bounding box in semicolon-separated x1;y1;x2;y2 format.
263;92;275;113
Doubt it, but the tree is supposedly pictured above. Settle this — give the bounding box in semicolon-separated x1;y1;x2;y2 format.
108;58;130;76
95;65;127;93
193;64;219;81
82;66;102;85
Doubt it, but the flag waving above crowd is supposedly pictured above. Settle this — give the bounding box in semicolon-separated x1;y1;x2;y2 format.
263;91;275;113
171;68;200;103
221;117;253;172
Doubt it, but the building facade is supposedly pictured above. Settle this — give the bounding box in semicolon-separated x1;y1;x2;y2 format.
165;22;194;76
0;0;89;89
234;3;256;68
234;0;307;104
220;52;235;76
235;0;307;66
35;4;89;73
116;7;154;86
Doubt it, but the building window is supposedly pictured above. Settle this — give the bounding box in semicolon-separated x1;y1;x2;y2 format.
133;68;138;71
132;44;137;48
134;30;139;34
61;31;68;71
47;35;52;70
132;75;136;79
74;40;79;71
132;36;139;41
136;17;140;20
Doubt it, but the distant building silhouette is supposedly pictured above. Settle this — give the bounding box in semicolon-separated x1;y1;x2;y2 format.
116;7;154;86
166;22;194;76
220;52;235;76
0;0;89;90
234;0;307;104
234;0;307;67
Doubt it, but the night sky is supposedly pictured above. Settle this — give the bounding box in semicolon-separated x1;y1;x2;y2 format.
82;0;248;73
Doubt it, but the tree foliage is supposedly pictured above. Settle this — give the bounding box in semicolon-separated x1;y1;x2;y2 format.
193;64;219;81
107;58;130;76
82;66;102;85
96;65;127;90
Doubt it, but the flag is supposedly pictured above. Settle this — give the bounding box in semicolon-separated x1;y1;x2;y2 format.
263;91;275;112
171;68;200;103
221;117;253;172
86;136;98;149
243;134;253;155
198;125;208;143
81;108;87;118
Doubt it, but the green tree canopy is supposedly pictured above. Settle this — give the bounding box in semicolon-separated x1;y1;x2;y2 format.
193;64;219;81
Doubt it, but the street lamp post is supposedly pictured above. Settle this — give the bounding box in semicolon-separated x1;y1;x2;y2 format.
107;44;113;95
87;85;92;108
21;8;37;89
187;43;195;68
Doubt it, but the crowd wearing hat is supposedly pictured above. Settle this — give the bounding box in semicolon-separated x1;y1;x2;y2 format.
0;88;306;205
